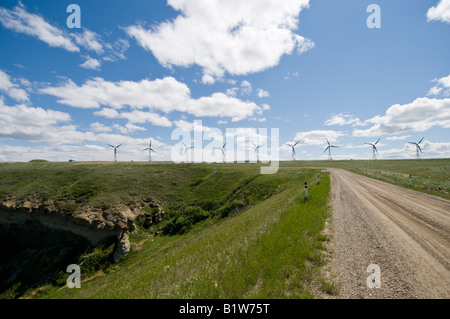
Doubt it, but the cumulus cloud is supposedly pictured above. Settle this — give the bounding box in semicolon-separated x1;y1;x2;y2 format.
353;97;450;137
0;69;29;102
427;0;450;23
257;89;270;98
124;0;313;81
79;56;101;70
0;99;73;142
325;113;365;127
41;76;265;121
90;122;113;133
291;130;345;146
427;74;450;96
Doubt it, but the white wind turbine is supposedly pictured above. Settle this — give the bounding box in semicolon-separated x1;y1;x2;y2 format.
365;138;380;160
142;140;156;162
108;143;122;162
408;137;424;159
286;140;300;160
324;139;338;160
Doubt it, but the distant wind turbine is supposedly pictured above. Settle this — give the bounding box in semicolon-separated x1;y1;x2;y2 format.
108;143;122;162
365;138;380;160
324;139;338;160
408;137;424;159
214;142;227;163
251;142;263;162
286;140;300;160
182;141;194;162
143;140;156;162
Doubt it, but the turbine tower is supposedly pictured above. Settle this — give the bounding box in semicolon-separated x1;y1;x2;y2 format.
286;140;300;160
182;141;194;162
143;140;156;162
365;138;380;160
324;139;338;160
214;142;226;163
108;143;122;162
408;137;424;159
251;142;263;162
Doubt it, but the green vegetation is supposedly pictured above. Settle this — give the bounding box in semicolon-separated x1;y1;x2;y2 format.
1;158;447;299
0;161;335;298
279;158;450;199
25;169;331;299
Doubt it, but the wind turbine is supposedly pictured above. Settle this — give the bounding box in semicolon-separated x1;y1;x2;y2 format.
182;141;194;162
108;143;122;162
251;142;263;162
365;138;380;160
286;140;300;160
324;139;338;160
143;140;156;162
408;137;424;159
214;142;227;163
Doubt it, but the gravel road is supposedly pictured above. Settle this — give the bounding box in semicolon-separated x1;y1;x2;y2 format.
326;168;450;299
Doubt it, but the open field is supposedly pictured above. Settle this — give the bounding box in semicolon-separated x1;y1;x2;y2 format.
0;158;448;299
0;161;332;298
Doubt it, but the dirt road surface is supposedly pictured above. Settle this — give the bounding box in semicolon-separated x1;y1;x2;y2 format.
326;169;450;298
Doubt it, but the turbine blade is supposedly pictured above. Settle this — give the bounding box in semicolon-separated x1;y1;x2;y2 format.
418;145;422;153
324;146;330;153
117;143;122;148
223;142;227;148
375;138;380;145
108;144;114;148
143;148;149;151
294;140;300;146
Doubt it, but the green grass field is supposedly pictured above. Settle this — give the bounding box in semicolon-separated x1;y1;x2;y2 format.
0;158;448;298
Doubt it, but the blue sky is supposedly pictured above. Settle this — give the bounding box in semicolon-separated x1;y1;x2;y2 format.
0;0;449;162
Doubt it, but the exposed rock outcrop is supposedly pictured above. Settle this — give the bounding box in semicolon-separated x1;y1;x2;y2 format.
113;232;130;263
0;196;165;262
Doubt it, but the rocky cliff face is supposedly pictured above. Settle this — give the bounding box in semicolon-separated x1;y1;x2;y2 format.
2;199;166;271
0;196;165;296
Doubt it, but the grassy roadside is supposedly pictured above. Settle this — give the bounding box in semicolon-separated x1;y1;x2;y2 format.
29;170;333;299
279;159;450;200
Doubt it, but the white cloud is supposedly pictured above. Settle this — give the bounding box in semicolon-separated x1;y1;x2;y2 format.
119;110;172;127
225;87;239;97
386;135;411;141
71;29;104;54
201;74;215;85
0;99;73;142
112;123;147;134
427;74;450;96
0;69;29;102
90;122;113;133
93;108;119;118
291;130;345;146
427;0;450;23
125;0;313;81
0;5;79;52
241;80;252;95
79;56;101;70
353;97;450;137
325;113;365;126
257;89;270;98
41;76;264;121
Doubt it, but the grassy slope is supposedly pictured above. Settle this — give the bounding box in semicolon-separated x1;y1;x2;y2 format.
32;169;330;299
